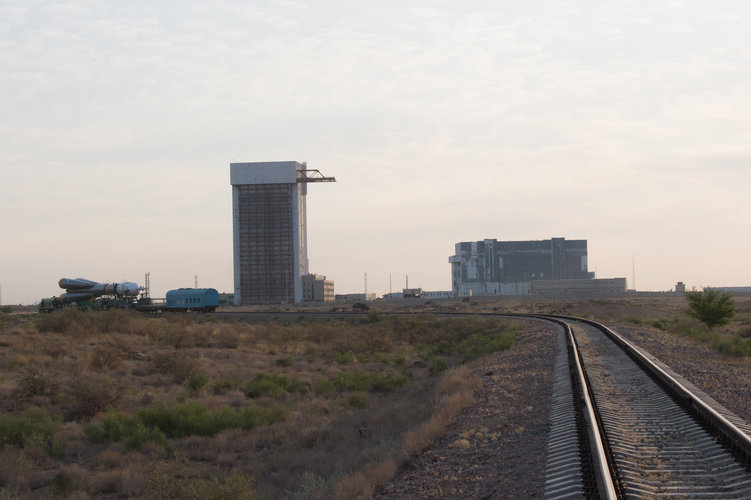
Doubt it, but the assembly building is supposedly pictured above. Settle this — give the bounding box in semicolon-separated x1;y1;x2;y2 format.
449;237;596;296
230;161;334;305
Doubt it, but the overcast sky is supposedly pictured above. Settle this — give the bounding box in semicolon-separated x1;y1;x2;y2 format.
2;1;750;304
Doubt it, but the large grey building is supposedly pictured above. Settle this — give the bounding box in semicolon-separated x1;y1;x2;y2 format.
449;237;593;296
231;161;334;304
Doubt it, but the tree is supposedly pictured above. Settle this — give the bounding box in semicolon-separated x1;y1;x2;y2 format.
685;288;736;329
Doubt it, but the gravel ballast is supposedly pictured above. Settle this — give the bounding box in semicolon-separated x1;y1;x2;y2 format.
378;317;751;498
377;319;558;499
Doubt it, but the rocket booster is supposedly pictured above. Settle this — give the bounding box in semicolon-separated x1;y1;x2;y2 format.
58;278;141;303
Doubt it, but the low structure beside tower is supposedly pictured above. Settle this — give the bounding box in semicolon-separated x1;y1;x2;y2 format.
231;161;334;304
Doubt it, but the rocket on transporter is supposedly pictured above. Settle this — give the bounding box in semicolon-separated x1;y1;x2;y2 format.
57;278;141;303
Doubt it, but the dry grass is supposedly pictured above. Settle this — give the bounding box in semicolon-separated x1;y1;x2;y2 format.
5;295;751;497
0;309;514;499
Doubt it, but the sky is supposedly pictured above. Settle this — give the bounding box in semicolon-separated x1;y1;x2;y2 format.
2;0;750;304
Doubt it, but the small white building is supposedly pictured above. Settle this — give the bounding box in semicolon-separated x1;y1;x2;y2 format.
335;293;377;302
302;274;335;302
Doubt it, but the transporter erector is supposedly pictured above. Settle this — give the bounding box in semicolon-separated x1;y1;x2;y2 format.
39;277;218;313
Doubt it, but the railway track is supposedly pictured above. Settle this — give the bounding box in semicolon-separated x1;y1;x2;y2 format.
211;310;751;496
544;315;751;499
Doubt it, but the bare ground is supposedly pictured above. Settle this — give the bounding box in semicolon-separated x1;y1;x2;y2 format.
376;297;751;498
376;319;557;499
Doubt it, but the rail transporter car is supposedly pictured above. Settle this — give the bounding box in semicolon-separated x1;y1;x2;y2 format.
39;277;220;313
165;288;219;312
134;288;219;313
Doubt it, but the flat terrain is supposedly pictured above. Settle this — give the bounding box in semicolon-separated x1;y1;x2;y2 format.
1;294;751;498
378;294;751;497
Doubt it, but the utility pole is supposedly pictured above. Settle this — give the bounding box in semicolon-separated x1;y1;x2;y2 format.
364;272;367;299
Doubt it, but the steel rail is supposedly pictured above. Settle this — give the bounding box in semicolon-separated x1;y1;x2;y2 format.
548;314;751;498
541;316;619;499
209;310;751;494
572;315;751;463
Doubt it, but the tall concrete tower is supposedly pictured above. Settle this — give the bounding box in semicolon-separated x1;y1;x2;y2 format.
230;161;334;305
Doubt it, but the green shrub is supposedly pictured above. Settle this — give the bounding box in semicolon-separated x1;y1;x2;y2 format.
650;319;668;330
347;392;369;409
275;356;293;367
711;336;751;358
212;377;243;395
334;371;375;392
313;379;335;395
371;352;390;364
334;370;409;393
244;373;305;398
333;351;356;365
86;403;286;445
373;371;409;391
137;402;286;438
457;331;516;361
83;412;169;450
245;373;287;398
686;289;736;329
393;351;407;366
429;358;449;375
187;372;210;393
422;330;516;362
304;345;318;362
0;407;61;448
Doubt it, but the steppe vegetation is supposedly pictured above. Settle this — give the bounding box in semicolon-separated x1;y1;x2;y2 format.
492;293;751;358
588;295;751;358
685;288;736;329
0;308;516;499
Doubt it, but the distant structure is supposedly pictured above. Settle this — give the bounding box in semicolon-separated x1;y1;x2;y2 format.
231;161;335;305
531;278;627;296
449;237;594;296
335;293;377;302
707;286;751;294
302;274;335;302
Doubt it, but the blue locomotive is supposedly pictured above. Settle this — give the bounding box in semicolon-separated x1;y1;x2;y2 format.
165;288;219;312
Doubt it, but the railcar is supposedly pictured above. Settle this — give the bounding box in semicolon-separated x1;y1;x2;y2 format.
165;288;219;312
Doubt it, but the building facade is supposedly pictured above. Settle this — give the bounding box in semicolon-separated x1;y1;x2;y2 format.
302;274;335;302
530;278;627;296
335;293;377;302
449;237;593;296
231;161;338;305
